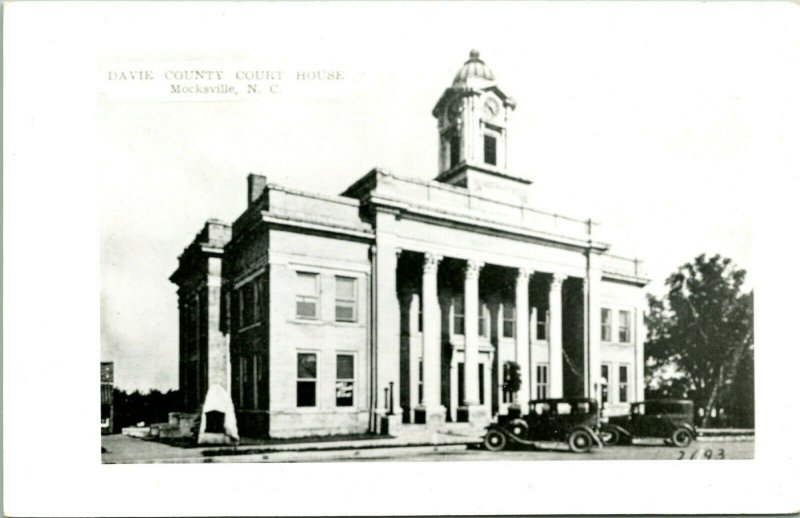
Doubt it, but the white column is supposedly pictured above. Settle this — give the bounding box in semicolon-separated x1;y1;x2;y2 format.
463;259;482;408
375;244;401;417
515;268;531;405
587;266;603;401
408;293;421;416
635;305;646;401
421;253;445;423
549;273;566;398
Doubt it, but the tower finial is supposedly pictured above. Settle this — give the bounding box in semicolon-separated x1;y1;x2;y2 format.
469;49;480;60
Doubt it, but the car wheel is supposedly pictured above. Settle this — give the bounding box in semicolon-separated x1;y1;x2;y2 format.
568;429;594;453
671;428;693;448
602;428;620;446
484;430;507;452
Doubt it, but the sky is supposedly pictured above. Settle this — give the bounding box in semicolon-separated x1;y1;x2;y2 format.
96;2;799;392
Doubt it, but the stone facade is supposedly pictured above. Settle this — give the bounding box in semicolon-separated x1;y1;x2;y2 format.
170;50;648;439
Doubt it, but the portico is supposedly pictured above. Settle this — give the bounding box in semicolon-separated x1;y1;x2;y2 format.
390;244;587;426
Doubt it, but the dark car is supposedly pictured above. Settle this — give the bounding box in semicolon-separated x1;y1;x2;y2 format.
483;398;604;453
601;399;697;447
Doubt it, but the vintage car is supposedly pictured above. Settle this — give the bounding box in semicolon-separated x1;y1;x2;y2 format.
483;398;604;453
601;399;697;447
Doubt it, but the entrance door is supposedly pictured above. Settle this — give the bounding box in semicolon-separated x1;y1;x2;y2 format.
457;361;486;408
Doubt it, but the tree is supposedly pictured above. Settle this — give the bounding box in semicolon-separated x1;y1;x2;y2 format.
503;361;522;404
645;254;753;427
112;388;183;432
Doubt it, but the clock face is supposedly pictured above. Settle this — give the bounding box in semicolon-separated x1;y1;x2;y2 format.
483;98;500;119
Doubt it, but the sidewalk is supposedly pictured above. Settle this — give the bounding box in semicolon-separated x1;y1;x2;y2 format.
103;424;484;464
696;428;754;440
208;423;483;456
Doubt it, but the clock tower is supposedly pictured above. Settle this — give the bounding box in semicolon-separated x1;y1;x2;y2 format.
432;50;531;202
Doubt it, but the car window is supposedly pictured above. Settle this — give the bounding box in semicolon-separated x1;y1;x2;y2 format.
632;403;644;415
575;402;590;414
556;402;572;415
664;403;687;414
534;402;551;415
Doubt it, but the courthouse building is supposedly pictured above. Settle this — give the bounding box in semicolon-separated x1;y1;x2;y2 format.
170;51;649;439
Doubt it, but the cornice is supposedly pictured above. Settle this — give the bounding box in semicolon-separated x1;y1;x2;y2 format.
260;212;375;241
601;271;650;287
368;194;609;253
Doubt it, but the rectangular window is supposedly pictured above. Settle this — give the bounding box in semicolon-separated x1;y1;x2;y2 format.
453;295;465;335
237;289;245;329
619;364;629;403
449;134;460;168
239;356;250;408
195;295;202;342
297;353;317;407
479;364;485;405
296;272;319;319
253;280;260;322
243;283;255;327
335;276;357;322
457;363;465;407
536;308;547;340
418;359;423;405
502;304;515;338
601;308;612;342
484;134;497;165
536;364;549;400
600;363;610;406
618;310;631;343
418;299;423;333
336;354;355;407
252;353;265;410
478;304;488;337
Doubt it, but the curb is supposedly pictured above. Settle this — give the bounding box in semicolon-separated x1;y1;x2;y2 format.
201;438;483;457
103;443;472;464
697;429;754;438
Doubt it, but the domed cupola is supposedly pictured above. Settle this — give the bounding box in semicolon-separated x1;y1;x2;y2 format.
431;50;529;203
452;50;496;89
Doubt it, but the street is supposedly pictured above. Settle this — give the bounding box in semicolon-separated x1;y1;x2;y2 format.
300;440;752;462
201;439;753;463
102;433;753;463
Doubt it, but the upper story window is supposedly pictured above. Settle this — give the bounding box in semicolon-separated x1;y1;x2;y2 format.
478;303;489;338
601;308;612;342
449;134;460;168
194;295;202;342
618;310;631;343
236;279;263;330
453;295;465;335
253;280;260;321
484;134;497;165
536;308;547;340
502;304;515;338
237;288;245;329
335;276;357;322
296;272;319;319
